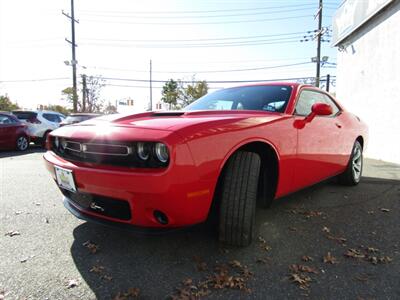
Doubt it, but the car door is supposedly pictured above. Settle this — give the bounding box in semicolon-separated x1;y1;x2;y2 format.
0;115;18;147
293;89;344;189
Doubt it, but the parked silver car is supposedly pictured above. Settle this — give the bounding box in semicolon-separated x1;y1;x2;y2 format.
12;110;65;146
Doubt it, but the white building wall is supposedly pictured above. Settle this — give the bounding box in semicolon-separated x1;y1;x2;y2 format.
336;4;400;163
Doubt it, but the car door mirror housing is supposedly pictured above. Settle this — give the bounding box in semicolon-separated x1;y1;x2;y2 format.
311;103;333;116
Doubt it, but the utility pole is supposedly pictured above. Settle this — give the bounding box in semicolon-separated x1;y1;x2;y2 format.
63;0;79;112
82;74;87;112
326;74;330;92
315;0;323;87
149;59;153;111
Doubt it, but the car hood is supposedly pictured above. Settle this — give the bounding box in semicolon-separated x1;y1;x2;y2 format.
86;110;285;130
51;111;287;142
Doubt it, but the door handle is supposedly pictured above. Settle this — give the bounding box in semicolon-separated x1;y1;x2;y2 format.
335;123;342;128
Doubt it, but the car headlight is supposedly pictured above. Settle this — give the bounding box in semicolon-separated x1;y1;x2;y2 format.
154;143;169;163
137;142;150;160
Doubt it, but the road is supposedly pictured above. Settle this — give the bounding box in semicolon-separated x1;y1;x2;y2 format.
1;149;399;299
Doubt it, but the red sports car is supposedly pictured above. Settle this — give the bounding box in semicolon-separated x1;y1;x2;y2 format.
43;83;368;246
0;112;30;151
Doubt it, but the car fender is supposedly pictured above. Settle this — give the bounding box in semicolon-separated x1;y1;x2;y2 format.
217;137;280;175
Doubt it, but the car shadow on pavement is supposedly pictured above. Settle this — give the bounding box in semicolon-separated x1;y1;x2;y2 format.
70;176;400;299
0;145;45;158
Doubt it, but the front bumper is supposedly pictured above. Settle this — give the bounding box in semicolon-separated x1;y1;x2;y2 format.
43;150;215;228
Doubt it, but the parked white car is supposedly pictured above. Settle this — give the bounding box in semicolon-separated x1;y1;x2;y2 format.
12;110;65;145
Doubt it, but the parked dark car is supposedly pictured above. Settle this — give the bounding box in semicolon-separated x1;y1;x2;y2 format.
60;113;101;127
0;112;29;151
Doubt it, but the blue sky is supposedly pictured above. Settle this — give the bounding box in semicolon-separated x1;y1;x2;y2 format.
0;0;342;110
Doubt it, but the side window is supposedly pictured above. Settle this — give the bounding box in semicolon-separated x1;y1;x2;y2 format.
295;90;319;116
43;113;61;123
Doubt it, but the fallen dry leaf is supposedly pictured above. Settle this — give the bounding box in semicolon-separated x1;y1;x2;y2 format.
193;256;208;271
323;252;338;264
322;226;330;233
301;256;313;262
102;274;113;281
82;240;99;254
90;265;105;274
366;247;379;253
67;279;79;289
377;256;393;264
113;288;140;300
290;273;312;290
258;236;272;251
354;273;370;282
5;230;20;237
172;261;253;298
325;234;347;245
290;264;319;274
256;257;270;264
344;248;365;259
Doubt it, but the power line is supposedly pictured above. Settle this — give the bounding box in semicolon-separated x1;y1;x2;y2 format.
81;14;313;25
0;77;70;83
81;7;314;19
81;39;302;49
82;31;305;43
79;4;316;15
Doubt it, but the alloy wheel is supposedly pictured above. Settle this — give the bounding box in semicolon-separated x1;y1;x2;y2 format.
17;136;28;151
352;145;362;182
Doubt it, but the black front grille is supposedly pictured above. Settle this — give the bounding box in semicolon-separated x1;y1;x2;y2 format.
61;189;132;221
51;138;168;168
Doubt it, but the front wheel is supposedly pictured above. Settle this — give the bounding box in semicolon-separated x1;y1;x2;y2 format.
218;151;261;246
16;135;29;151
338;140;363;185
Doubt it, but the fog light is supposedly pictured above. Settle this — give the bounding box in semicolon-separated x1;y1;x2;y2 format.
154;210;168;225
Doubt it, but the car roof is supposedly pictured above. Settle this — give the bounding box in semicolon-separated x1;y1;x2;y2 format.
12;110;65;116
68;113;101;116
234;82;313;89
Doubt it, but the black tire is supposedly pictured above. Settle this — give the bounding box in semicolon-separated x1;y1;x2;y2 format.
16;135;29;151
338;140;363;186
219;151;261;246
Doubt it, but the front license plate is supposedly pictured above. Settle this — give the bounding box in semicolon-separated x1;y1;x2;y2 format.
54;166;77;192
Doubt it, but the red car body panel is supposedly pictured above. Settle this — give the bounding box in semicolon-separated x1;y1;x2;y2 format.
43;83;368;229
0;113;29;150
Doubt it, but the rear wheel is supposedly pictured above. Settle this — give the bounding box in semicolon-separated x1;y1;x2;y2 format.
338;140;363;185
16;135;29;151
219;151;261;246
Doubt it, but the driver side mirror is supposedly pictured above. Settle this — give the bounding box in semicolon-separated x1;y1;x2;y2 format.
304;102;333;123
312;103;333;116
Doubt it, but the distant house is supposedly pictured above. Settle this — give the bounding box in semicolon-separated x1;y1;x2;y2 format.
332;0;400;163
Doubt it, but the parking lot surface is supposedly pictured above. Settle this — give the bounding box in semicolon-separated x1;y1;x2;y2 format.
1;149;399;299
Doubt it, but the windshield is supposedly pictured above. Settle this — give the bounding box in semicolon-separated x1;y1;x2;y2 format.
185;85;292;113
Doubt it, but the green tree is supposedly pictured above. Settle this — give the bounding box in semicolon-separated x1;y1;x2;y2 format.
43;104;71;115
179;80;208;107
161;79;179;109
0;95;20;111
161;78;208;109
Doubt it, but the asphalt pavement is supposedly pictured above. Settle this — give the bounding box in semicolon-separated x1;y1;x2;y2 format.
1;148;399;299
